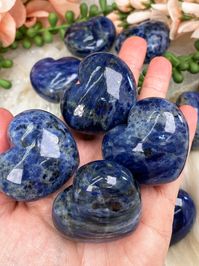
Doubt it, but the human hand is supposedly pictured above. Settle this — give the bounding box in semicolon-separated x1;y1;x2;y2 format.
0;37;197;266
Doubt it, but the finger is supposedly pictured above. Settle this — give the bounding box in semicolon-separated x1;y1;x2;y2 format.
0;108;16;214
139;56;172;99
0;108;13;153
119;36;147;84
181;105;198;146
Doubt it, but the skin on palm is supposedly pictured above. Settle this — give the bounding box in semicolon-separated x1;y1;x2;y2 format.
0;37;197;266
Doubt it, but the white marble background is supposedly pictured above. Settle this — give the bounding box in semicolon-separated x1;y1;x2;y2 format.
0;1;199;265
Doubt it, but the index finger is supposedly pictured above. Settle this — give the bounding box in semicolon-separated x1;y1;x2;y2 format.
119;36;147;85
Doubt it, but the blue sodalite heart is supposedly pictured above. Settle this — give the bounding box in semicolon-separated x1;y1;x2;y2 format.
0;110;79;201
102;98;189;185
61;52;137;134
176;91;199;150
171;189;196;245
115;21;170;63
30;57;80;103
52;160;141;241
64;16;116;58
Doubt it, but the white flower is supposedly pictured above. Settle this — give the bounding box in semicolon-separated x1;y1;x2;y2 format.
115;0;132;12
167;0;182;40
151;3;168;14
182;2;199;17
130;0;150;10
178;20;199;34
127;10;151;24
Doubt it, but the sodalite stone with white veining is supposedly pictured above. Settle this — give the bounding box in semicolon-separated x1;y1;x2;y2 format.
171;189;196;245
176;91;199;150
61;52;137;134
0;110;79;201
115;21;170;63
52;160;141;241
30;57;80;103
64;16;116;58
102;98;189;185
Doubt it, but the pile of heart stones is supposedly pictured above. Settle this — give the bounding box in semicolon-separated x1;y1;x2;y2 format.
0;17;197;244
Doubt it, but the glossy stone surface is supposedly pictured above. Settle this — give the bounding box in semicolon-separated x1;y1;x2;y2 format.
171;189;196;245
30;57;80;103
0;110;79;201
61;52;137;134
52;160;141;241
176;91;199;150
115;21;170;63
64;16;116;58
103;98;189;185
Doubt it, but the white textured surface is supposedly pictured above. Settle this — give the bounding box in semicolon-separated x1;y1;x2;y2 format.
0;17;199;266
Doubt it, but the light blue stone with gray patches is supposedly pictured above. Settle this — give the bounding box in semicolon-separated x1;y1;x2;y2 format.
52;160;141;242
61;52;137;134
102;98;189;185
0;110;79;201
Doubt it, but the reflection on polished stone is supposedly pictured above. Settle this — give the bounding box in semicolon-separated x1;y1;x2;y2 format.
171;189;196;245
30;57;80;103
0;110;79;201
61;52;137;134
103;98;189;185
52;160;141;241
115;21;170;63
64;16;116;58
176;91;199;150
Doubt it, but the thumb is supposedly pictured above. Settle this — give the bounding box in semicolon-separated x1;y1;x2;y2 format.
0;108;16;214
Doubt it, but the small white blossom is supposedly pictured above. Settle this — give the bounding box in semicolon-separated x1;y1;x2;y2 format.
130;0;150;10
115;0;132;12
182;2;199;17
178;20;199;33
127;10;151;24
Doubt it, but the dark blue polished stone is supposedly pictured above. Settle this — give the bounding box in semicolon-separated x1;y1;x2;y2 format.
0;110;79;201
171;189;196;245
52;160;141;241
115;21;170;63
61;52;137;134
102;98;189;185
64;16;116;58
30;57;80;103
176;91;199;150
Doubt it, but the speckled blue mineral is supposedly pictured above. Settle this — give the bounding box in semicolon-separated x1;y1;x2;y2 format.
115;21;170;63
102;98;189;185
52;160;141;241
171;189;196;245
0;110;79;201
64;16;116;58
61;52;137;134
176;91;199;150
30;57;80;103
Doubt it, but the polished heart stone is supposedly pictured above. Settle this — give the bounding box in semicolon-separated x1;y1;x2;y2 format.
0;110;79;201
52;160;141;241
115;21;170;63
30;57;80;103
171;189;196;245
61;52;137;134
64;16;116;58
102;98;189;185
176;91;199;150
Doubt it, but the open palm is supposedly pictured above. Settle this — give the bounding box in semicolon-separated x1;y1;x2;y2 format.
0;37;197;266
